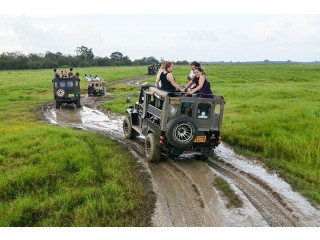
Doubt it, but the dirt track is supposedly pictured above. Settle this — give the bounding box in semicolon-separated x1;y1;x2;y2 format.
41;76;320;227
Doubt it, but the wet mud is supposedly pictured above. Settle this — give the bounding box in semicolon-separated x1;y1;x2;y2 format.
40;76;320;227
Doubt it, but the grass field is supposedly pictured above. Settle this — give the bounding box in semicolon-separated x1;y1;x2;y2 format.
0;66;155;226
104;64;320;207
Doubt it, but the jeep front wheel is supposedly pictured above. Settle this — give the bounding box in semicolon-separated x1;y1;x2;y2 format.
123;116;138;139
145;133;161;162
166;115;198;148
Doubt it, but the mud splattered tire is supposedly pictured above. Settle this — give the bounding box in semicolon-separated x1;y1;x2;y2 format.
145;133;161;162
76;99;81;107
166;115;198;148
55;101;61;108
195;155;208;161
123;116;138;139
88;87;95;96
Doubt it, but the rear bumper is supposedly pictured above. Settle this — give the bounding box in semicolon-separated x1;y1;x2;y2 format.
55;97;80;102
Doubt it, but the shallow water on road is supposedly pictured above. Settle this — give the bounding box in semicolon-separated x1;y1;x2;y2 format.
214;143;320;226
44;104;123;139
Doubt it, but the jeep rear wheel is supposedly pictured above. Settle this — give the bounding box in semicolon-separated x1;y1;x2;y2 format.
166;115;198;148
195;155;208;161
123;116;138;139
55;101;61;108
76;99;81;107
88;87;94;96
145;133;161;162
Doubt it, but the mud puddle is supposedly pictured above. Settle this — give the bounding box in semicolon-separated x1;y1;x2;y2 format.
43;103;123;140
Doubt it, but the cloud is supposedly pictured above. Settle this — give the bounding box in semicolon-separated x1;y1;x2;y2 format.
0;15;319;61
1;16;106;55
252;15;320;44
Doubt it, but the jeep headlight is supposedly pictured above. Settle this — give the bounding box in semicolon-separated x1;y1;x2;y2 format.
168;104;178;117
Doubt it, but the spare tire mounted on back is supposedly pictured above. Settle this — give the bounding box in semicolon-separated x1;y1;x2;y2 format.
165;115;198;148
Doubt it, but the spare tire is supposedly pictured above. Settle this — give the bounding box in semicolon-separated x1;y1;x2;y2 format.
165;115;198;148
56;89;65;97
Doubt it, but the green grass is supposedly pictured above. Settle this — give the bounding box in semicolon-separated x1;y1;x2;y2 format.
104;65;320;207
102;83;141;113
212;176;243;208
0;66;155;226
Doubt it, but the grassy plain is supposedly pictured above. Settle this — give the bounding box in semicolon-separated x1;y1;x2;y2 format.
0;66;155;226
1;64;319;227
104;65;320;206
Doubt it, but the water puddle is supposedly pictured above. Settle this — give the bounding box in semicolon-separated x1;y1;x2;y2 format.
214;143;320;226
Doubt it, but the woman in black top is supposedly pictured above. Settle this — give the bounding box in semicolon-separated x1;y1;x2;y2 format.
158;61;182;92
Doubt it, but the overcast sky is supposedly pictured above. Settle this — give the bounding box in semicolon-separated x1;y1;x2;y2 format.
1;3;320;62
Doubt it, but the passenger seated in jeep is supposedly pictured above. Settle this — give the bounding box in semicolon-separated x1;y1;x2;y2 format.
159;61;183;92
60;70;68;78
74;72;80;80
182;66;213;98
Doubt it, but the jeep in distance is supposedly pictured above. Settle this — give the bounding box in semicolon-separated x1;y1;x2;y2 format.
52;78;81;108
123;84;225;161
147;63;160;75
88;79;106;96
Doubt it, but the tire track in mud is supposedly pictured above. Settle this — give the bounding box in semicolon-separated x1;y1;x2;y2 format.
117;137;215;226
149;160;218;226
105;75;151;87
205;157;299;226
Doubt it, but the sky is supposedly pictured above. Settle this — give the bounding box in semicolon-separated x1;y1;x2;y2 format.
1;1;320;62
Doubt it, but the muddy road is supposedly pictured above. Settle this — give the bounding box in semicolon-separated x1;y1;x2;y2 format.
41;77;320;227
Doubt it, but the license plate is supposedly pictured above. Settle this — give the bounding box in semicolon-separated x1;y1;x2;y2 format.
194;136;206;143
68;94;74;97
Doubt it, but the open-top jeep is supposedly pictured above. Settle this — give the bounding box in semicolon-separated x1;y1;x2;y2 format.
88;79;106;96
52;78;81;108
147;64;160;75
123;84;225;161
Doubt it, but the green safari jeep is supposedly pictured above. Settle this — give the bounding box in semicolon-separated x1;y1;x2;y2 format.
52;78;81;108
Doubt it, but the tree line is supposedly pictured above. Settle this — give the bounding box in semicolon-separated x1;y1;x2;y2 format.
0;45;189;70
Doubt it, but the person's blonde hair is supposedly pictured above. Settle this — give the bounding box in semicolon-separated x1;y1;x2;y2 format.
163;61;173;72
160;61;168;70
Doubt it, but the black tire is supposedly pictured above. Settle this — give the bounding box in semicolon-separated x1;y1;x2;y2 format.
145;133;161;162
88;87;94;96
55;101;61;108
123;116;138;139
165;115;198;148
76;99;81;107
195;155;208;161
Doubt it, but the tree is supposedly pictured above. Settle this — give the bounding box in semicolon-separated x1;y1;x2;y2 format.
110;52;123;62
75;46;94;60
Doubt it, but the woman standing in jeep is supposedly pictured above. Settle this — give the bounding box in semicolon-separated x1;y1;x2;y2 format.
159;61;182;92
183;66;213;98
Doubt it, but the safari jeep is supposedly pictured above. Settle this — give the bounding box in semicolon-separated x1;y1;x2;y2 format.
123;84;225;161
88;79;106;96
52;78;81;108
147;64;160;75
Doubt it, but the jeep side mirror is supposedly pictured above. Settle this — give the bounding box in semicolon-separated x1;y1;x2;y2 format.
126;97;131;103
